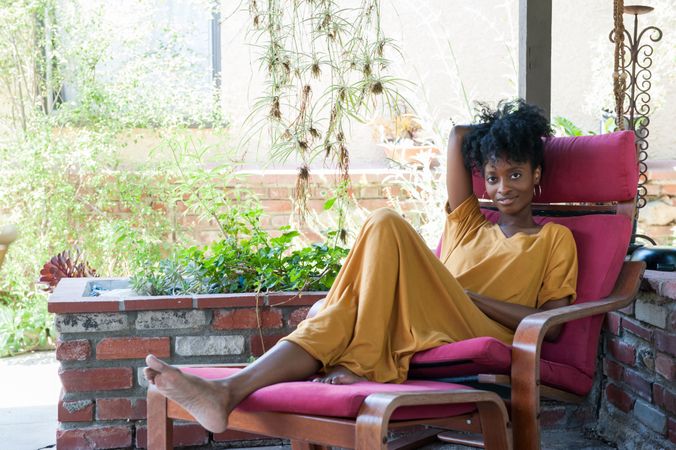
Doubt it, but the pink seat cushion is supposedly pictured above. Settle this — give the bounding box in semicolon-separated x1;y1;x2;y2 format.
180;367;476;420
408;337;594;396
410;337;511;378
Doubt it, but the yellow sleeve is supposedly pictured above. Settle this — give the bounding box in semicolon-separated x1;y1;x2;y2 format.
443;195;487;246
537;226;578;308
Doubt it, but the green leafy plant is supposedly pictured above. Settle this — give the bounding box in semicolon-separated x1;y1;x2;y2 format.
552;114;617;137
130;206;348;296
0;1;219;356
0;293;53;357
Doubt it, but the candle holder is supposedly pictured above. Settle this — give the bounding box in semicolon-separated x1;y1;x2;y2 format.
610;5;663;211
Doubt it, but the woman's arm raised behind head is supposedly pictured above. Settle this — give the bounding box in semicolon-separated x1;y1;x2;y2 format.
446;126;474;212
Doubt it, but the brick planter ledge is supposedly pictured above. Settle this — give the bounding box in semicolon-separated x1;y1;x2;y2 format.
49;278;325;449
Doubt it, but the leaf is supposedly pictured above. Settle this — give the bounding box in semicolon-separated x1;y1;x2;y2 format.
323;197;337;210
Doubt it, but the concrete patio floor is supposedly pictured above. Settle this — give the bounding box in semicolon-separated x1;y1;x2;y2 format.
0;351;59;450
0;351;615;450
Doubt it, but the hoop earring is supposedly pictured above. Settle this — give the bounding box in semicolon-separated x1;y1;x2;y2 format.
533;184;542;198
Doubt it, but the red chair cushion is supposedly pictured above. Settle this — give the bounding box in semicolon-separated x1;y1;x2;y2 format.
410;337;511;378
472;131;638;203
180;367;477;420
408;337;594;396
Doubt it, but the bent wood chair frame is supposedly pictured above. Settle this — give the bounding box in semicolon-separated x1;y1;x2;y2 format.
147;138;646;450
147;385;512;449
438;197;645;450
146;239;644;450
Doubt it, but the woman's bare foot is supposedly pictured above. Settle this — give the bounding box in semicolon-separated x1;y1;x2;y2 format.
312;365;366;385
144;355;233;433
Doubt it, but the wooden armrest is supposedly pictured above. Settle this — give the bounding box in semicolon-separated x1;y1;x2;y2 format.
512;260;646;353
509;260;645;447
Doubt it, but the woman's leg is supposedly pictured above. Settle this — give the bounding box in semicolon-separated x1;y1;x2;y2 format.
144;340;320;433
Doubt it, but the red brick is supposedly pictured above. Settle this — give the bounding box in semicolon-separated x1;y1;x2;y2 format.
662;184;676;195
569;405;596;427
261;199;293;213
56;425;132;449
606;383;635;413
58;396;94;422
48;297;121;314
270;214;292;228
213;430;270;442
623;368;652;401
654;384;676;415
212;308;282;330
267;292;326;306
96;398;147;420
539;405;567;428
250;334;287;357
608;337;636;365
150;201;166;211
56;339;91;361
621;317;653;342
669;416;676;444
135;423;208;448
288;307;311;327
96;337;170;360
655;330;676;356
645;183;662;196
123;296;192;311
604;359;624;381
268;187;290;198
59;367;133;393
604;312;621;336
195;293;261;309
656;353;675;381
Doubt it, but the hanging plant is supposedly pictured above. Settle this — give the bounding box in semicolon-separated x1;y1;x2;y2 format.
244;0;408;223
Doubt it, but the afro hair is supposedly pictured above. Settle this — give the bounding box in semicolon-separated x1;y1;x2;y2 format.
461;99;552;175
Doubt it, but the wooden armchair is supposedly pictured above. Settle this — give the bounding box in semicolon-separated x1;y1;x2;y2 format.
410;130;645;449
146;131;644;450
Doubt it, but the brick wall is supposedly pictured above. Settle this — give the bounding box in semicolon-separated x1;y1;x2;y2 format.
174;169;415;243
202;164;674;245
102;163;675;246
598;270;676;449
639;161;676;245
50;279;324;449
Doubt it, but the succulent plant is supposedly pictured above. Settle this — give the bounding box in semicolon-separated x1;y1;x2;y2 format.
39;249;98;292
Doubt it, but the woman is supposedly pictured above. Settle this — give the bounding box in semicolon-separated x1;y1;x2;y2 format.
144;99;578;433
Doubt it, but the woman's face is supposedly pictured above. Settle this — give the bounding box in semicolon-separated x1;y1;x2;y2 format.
483;158;541;216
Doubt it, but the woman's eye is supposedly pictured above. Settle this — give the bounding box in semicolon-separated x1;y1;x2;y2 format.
511;172;522;180
486;176;497;184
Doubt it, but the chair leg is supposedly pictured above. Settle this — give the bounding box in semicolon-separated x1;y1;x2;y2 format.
476;401;512;450
147;385;173;450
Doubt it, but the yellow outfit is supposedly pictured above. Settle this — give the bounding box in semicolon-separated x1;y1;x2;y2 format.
283;195;578;383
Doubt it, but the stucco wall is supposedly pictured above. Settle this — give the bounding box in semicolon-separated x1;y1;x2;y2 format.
218;0;675;167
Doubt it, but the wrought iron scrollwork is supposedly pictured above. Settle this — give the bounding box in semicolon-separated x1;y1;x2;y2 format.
609;9;662;210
